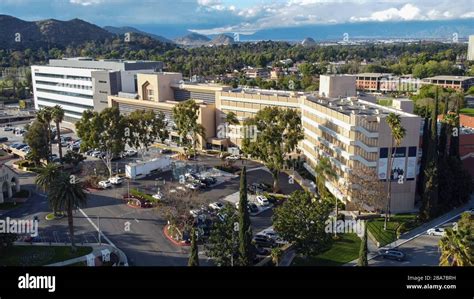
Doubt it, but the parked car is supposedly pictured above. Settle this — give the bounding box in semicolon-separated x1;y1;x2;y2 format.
379;249;405;261
68;143;81;151
225;154;240;161
0;137;8;142
10;143;25;149
16;144;28;150
252;235;276;248
254;246;271;256
256;183;270;192
248;184;263;194
20;146;30;152
209;202;224;211
123;149;138;157
98;180;112;189
201;177;217;186
108;176;123;185
185;173;199;181
159;149;172;154
9;143;19;148
427;228;445;236
3;127;13;132
256;195;269;206
186;183;200;190
259;230;287;244
152;192;163;200
189;209;201;218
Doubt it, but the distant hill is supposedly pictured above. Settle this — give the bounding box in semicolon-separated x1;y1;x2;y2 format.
0;15;113;49
209;34;234;46
301;37;317;47
103;26;174;44
174;32;211;46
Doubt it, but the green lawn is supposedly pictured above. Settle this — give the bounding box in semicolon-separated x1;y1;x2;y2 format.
460;108;474;117
0;202;22;210
367;214;418;247
292;233;361;266
377;99;393;107
0;245;92;266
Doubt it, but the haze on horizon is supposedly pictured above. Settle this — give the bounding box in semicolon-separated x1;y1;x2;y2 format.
1;0;473;39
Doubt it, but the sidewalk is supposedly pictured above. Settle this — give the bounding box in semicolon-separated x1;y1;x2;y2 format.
13;242;129;266
344;196;474;266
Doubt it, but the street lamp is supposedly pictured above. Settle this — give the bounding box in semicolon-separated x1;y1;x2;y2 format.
231;221;239;267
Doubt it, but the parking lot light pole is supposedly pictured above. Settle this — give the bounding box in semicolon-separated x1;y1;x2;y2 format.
97;215;101;245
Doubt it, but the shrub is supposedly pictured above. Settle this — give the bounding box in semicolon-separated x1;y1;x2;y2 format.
129;188;158;204
13;189;29;198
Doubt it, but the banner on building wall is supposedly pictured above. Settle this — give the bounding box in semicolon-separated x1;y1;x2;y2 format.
378;147;407;181
406;147;417;180
378;148;388;180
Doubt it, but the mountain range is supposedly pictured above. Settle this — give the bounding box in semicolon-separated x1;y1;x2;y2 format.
0;14;112;49
103;26;173;44
0;14;473;51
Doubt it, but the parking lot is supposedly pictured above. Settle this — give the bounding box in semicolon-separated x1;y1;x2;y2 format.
1;121;304;265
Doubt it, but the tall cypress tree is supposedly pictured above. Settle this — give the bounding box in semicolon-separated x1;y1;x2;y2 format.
188;228;199;266
438;97;449;160
448;99;460;159
421;87;440;220
358;224;368;267
417;117;430;197
448;98;473;207
238;166;253;266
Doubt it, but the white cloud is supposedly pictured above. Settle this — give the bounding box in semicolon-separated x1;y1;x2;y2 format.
351;4;421;22
69;0;103;6
191;0;474;35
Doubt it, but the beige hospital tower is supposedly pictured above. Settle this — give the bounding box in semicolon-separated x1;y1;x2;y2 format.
106;72;421;214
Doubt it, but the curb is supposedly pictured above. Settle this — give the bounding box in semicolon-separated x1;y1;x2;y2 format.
163;225;190;247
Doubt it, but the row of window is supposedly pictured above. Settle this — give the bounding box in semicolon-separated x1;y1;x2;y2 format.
38;104;83;119
34;73;92;81
36;88;93;99
37;97;93;110
35;80;92;90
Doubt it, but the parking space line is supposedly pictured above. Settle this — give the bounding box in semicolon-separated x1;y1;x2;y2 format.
78;208;116;248
53;231;59;243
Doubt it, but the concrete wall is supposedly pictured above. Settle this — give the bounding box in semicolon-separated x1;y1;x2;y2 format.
137;73;183;102
319;75;356;98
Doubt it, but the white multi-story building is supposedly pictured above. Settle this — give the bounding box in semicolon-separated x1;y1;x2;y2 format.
31;57;162;122
468;35;474;61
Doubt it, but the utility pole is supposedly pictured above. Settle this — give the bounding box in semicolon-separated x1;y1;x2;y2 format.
97;215;101;245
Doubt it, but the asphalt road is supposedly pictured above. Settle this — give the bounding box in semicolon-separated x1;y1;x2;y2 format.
369;214;465;266
3;146;302;266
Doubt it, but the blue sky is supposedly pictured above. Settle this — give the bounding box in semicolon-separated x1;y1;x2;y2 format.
1;0;473;36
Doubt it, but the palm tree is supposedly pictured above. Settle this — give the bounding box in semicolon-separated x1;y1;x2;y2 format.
439;228;472;266
225;112;239;126
49;172;87;250
52;105;65;160
315;156;338;234
384;113;406;230
191;124;205;159
37;107;53;161
35;163;61;216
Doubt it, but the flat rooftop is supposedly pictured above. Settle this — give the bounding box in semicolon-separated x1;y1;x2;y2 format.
306;96;416;118
227;88;307;98
423;75;474;81
356;73;392;78
46;58;163;71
